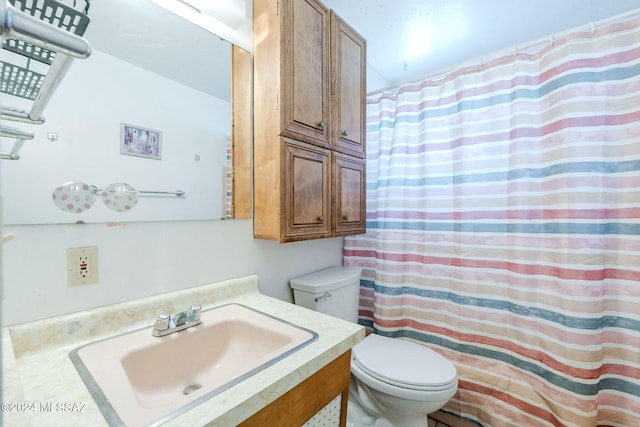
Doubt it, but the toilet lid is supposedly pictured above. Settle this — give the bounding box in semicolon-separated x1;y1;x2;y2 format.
353;334;457;390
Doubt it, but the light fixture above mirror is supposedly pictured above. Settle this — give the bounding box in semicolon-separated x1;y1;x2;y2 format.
148;0;252;51
178;0;246;28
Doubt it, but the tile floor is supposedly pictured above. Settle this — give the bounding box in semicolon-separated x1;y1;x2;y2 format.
428;418;445;427
429;410;480;427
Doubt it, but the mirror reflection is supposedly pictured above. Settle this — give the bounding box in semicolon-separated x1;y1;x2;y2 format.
1;0;251;224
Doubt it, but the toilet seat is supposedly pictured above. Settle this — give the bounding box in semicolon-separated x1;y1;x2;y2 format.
352;334;457;391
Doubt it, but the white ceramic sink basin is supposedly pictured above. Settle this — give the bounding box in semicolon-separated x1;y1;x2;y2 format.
70;303;317;427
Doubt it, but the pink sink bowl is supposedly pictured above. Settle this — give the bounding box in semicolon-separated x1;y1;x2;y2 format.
70;303;317;427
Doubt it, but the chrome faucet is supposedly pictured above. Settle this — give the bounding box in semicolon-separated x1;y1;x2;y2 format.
152;304;201;337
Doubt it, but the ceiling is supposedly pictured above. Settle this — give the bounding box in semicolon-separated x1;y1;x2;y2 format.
82;0;640;96
321;0;640;91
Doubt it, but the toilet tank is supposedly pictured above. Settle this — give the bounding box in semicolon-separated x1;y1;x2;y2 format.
289;266;362;323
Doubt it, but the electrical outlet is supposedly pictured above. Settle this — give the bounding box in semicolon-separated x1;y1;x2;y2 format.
67;246;99;287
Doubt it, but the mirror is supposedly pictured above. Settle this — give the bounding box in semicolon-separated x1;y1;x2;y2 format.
0;0;252;224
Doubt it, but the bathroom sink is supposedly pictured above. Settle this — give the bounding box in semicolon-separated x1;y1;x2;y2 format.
69;303;318;427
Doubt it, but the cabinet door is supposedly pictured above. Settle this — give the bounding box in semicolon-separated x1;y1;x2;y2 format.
333;153;366;235
331;13;366;157
284;139;331;240
282;0;331;147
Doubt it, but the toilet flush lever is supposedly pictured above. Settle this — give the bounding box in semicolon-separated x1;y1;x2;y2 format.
315;292;332;302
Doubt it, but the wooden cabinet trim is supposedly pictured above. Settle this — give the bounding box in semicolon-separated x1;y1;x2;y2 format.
232;46;253;219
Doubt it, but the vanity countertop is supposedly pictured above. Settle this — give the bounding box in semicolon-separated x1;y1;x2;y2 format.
2;275;365;426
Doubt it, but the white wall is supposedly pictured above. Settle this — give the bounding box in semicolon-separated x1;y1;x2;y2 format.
2;219;344;325
366;64;390;93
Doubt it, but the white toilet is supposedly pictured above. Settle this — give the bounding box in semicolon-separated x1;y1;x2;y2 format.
290;266;458;427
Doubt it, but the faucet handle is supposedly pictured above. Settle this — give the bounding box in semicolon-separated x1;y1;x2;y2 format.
190;304;201;322
152;305;201;337
154;312;170;331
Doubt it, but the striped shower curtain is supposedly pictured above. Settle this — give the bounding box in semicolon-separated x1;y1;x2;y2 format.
344;13;640;427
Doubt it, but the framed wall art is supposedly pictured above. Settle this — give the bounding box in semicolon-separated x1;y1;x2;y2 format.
120;123;162;160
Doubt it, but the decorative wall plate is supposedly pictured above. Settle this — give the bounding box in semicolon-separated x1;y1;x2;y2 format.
52;181;96;213
101;182;138;212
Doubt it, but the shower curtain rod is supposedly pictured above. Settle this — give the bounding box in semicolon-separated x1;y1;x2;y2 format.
367;7;640;96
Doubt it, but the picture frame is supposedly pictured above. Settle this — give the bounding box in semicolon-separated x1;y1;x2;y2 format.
120;123;162;160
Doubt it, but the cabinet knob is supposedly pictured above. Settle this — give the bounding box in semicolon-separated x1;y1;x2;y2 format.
342;215;349;221
318;215;324;222
342;130;348;137
317;121;325;131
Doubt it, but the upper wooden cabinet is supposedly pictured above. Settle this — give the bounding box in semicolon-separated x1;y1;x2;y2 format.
331;14;367;157
254;0;366;242
281;0;331;146
333;153;366;236
283;138;332;240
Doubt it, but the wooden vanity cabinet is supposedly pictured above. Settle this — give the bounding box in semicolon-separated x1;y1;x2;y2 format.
238;350;351;427
253;0;366;242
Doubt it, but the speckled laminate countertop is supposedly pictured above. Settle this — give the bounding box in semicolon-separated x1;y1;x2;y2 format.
2;275;365;427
